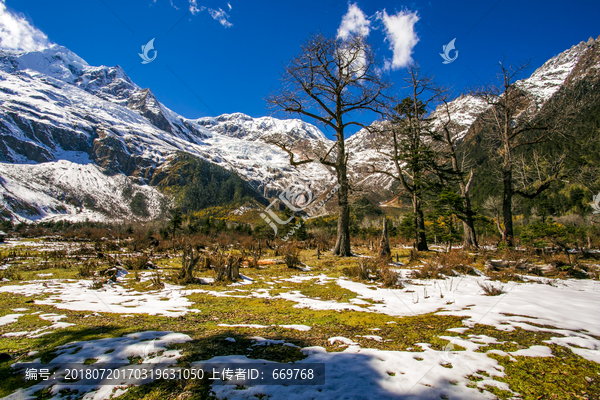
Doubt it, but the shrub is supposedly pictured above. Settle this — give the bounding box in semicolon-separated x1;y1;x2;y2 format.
78;262;95;278
343;258;404;288
282;245;301;269
89;278;104;290
478;281;505;296
409;263;444;279
0;268;23;281
123;255;150;270
342;261;372;280
379;266;404;288
149;270;164;289
436;251;475;270
177;246;201;284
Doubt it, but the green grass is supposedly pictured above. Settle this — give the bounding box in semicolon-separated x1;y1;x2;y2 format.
0;239;598;399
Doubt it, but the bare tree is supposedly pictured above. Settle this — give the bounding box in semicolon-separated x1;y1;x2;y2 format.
378;217;391;258
482;196;504;239
438;99;479;248
470;60;567;246
266;32;391;256
373;65;447;251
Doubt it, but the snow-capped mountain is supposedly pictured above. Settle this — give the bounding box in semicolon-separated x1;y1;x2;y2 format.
1;36;598;221
345;35;600;192
196;113;328;142
0;46;335;221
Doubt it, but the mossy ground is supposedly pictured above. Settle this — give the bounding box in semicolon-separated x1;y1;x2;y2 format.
0;240;598;399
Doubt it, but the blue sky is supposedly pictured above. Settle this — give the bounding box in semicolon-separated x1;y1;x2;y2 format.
1;0;599;136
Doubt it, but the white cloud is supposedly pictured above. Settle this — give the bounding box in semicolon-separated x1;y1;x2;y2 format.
188;0;201;15
378;9;419;70
337;3;370;39
208;8;232;28
227;2;232;11
0;0;50;51
187;1;232;28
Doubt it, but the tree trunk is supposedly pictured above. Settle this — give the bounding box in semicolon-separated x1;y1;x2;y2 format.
413;194;428;251
378;217;391;258
333;144;352;257
333;199;352;256
502;167;514;246
462;195;478;249
460;179;478;249
462;220;478;249
333;135;352;257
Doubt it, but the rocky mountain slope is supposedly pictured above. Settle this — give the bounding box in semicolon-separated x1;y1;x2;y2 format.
0;46;334;221
345;35;600;194
0;36;598;222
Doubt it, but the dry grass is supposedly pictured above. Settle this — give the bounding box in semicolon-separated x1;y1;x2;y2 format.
149;270;164;289
88;277;104;290
123;255;150;270
77;262;95;278
379;266;404;288
281;245;301;269
435;250;475;272
343;258;404;288
343;258;377;280
478;281;505;296
409;263;445;279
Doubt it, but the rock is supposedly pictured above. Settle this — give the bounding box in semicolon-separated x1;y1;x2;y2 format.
470;266;487;276
515;259;536;271
485;260;510;273
146;261;158;269
539;264;557;274
100;265;128;281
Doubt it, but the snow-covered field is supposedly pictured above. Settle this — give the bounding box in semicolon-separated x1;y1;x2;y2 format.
0;251;598;400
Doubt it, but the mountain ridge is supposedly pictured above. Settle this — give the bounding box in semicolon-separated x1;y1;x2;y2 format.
1;36;598;222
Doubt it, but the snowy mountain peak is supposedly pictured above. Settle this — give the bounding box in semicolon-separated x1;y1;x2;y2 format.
75;64;138;102
0;44;89;83
2;35;598;222
517;35;599;102
196;113;329;142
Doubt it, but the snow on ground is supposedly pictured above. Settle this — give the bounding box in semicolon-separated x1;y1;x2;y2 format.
1;270;599;399
334;277;600;337
0;156;166;222
3;313;76;338
280;324;311;331
0;313;22;326
6;331;191;400
206;346;506;400
0;279;200;317
182;274;600;365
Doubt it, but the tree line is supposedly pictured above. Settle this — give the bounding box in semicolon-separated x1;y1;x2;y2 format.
266;32;600;254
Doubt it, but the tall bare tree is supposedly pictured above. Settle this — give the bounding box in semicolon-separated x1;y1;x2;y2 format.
266;33;391;256
373;65;448;251
438;99;479;248
471;60;567;245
